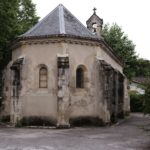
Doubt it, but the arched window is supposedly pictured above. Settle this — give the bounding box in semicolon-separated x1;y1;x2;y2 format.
76;67;84;88
39;67;48;88
92;22;97;33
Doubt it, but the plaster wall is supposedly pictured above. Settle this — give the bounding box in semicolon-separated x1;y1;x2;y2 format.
1;64;12;117
96;47;123;73
8;40;124;123
12;43;63;119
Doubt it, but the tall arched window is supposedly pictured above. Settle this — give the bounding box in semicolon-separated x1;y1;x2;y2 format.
92;22;97;33
76;67;84;88
39;67;48;88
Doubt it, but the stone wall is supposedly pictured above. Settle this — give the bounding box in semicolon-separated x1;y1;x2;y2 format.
96;60;125;123
1;38;127;126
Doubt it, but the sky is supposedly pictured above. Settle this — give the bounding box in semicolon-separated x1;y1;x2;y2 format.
32;0;150;60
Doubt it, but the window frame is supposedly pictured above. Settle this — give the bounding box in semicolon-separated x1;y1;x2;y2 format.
39;66;48;88
76;66;85;88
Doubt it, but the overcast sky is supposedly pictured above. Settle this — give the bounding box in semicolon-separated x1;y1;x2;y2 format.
32;0;150;60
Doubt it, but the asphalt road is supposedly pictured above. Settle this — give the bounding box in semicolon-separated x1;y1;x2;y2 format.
0;113;149;150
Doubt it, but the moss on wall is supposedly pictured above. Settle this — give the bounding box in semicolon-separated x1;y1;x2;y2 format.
0;115;10;123
16;116;56;127
70;116;106;127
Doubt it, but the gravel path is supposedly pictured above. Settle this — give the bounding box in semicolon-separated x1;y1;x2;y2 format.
0;113;149;150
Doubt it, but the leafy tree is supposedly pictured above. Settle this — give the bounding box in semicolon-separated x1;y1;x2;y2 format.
102;23;137;79
17;0;39;34
0;0;19;70
134;58;150;77
0;0;39;70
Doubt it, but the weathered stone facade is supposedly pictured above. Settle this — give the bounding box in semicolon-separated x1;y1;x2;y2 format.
1;4;130;127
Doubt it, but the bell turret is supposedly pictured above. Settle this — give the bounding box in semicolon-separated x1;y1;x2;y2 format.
86;8;103;37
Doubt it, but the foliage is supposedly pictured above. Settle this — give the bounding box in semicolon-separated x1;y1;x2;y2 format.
130;91;143;112
0;0;19;70
102;23;137;79
143;84;150;114
134;58;150;77
17;0;39;34
0;0;39;71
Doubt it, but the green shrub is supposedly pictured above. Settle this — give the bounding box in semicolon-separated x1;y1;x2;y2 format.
130;91;143;112
143;84;150;114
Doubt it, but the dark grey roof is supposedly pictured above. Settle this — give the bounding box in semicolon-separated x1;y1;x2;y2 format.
20;4;100;39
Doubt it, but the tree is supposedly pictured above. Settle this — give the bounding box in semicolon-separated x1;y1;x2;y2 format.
102;23;137;79
17;0;39;34
134;58;150;77
0;0;39;70
0;0;19;70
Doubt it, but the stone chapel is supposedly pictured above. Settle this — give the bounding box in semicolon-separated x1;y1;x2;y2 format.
2;4;130;128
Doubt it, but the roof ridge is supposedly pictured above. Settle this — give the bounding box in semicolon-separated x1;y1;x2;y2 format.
62;5;98;38
59;4;65;34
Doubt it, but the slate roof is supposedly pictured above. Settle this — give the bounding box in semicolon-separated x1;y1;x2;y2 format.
20;4;99;40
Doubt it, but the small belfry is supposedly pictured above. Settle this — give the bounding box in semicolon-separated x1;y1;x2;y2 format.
86;7;103;37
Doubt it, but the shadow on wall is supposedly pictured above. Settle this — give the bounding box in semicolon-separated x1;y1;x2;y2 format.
69;117;106;127
16;116;56;127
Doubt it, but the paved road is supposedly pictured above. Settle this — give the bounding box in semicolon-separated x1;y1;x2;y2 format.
0;113;149;150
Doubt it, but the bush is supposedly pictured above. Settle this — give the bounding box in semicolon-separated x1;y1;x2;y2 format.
143;84;150;114
130;91;143;112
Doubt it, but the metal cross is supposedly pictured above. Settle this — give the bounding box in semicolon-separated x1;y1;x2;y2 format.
93;7;97;14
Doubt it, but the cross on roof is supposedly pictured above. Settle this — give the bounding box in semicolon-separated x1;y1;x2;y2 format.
93;7;97;14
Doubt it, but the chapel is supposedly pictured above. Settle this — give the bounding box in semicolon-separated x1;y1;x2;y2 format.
2;4;130;127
